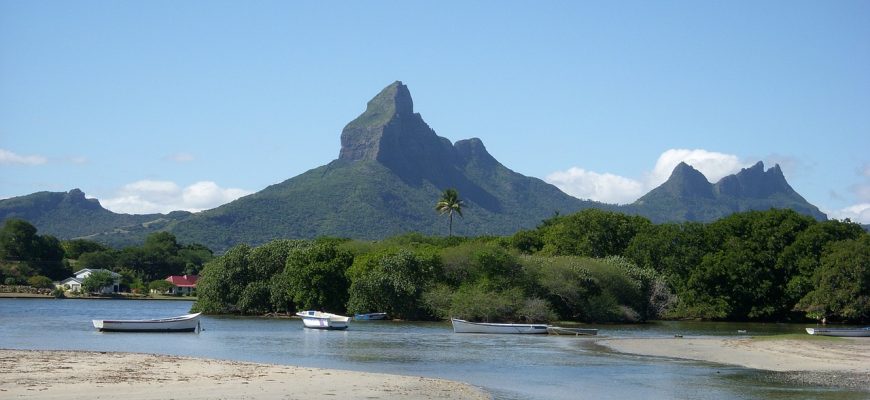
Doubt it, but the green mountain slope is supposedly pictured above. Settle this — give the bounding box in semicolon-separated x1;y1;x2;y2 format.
0;189;190;246
171;82;598;250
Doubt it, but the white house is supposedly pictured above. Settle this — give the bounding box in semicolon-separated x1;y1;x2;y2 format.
58;269;121;294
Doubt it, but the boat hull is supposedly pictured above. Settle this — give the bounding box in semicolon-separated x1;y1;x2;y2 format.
806;327;870;337
92;313;201;333
354;312;388;321
546;326;598;336
297;311;350;330
451;318;549;334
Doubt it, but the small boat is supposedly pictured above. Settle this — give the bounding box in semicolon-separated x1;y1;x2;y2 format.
296;310;350;330
451;318;549;334
354;312;388;321
805;327;870;337
546;326;598;336
92;312;201;332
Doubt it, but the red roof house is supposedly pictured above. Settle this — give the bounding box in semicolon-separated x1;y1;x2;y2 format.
165;275;199;295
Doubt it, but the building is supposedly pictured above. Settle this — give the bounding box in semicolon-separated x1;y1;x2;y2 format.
57;269;121;294
165;275;198;295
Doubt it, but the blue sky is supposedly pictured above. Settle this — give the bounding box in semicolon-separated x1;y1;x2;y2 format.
2;1;869;223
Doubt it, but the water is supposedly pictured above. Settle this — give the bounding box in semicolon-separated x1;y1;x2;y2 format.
0;298;864;399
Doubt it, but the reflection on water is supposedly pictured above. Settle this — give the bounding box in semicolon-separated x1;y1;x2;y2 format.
0;298;864;400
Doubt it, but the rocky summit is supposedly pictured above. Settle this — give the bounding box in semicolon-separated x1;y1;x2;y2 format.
627;161;826;223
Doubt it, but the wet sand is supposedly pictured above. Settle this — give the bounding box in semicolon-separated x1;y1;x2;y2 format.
599;336;870;389
0;349;490;399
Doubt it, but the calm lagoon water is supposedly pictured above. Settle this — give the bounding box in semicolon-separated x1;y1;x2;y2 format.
0;298;864;400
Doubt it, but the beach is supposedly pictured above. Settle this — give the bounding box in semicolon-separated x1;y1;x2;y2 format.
0;349;490;400
599;336;870;389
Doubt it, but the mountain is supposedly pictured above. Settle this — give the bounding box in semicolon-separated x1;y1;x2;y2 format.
627;161;826;222
0;81;829;250
0;189;190;246
168;81;601;250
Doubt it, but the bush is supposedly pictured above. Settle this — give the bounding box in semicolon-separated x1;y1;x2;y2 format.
347;248;440;320
148;279;175;294
51;286;66;298
27;275;55;289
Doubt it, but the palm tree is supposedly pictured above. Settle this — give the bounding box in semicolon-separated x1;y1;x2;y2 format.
435;188;464;236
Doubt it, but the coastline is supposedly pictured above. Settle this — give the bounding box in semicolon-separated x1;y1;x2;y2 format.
0;349;490;400
0;293;195;301
598;336;870;390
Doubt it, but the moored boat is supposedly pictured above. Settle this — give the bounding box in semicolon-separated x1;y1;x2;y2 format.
354;312;388;321
805;327;870;337
92;312;201;332
451;318;549;334
296;310;350;330
546;326;598;336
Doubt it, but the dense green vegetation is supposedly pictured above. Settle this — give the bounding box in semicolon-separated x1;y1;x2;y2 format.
191;208;867;323
4;206;867;324
0;219;213;291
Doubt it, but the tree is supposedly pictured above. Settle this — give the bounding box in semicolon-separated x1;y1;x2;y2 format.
191;244;253;313
538;209;652;258
798;235;870;322
81;270;115;293
284;243;352;312
62;239;108;260
347;248;441;319
0;219;38;262
0;219;67;279
148;279;175;294
435;188;464;236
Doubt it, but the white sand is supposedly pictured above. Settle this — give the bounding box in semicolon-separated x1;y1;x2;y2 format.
599;337;870;373
0;349;490;400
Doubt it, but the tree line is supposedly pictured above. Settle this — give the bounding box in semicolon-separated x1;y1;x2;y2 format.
192;208;868;323
0;219;213;293
3;207;867;323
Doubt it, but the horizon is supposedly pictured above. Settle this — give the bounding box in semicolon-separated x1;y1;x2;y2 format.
2;1;868;223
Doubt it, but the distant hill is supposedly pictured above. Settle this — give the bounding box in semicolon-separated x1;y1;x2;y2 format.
0;189;190;247
0;81;830;251
626;161;826;222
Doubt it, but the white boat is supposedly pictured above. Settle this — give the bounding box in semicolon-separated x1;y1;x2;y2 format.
805;327;870;337
546;326;598;336
296;310;350;330
354;312;388;321
92;313;201;332
451;318;549;334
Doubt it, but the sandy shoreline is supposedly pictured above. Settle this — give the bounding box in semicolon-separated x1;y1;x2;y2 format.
599;336;870;389
0;349;490;399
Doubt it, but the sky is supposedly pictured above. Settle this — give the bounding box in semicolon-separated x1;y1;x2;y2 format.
1;1;869;223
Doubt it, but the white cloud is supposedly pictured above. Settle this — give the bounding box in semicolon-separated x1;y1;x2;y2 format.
648;149;748;187
546;167;644;204
101;180;251;214
0;149;47;165
547;148;748;204
828;203;870;224
182;181;251;209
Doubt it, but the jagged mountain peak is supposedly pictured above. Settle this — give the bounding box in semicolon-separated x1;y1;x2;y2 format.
339;81;446;164
656;162;714;199
715;161;791;198
358;80;414;123
64;188;102;209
